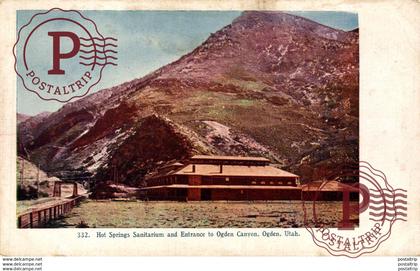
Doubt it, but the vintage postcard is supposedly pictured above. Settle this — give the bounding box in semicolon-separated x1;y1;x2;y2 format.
0;0;419;259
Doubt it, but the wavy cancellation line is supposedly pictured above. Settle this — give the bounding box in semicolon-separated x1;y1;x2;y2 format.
369;205;408;211
370;218;407;222
369;213;407;222
80;42;118;48
369;212;407;217
80;49;118;54
369;198;407;205
79;55;118;60
369;191;407;199
370;188;408;193
79;37;118;42
79;62;117;66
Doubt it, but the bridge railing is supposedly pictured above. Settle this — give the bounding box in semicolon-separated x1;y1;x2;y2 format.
17;196;85;228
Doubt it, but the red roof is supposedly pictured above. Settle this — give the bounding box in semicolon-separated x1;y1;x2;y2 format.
174;164;298;178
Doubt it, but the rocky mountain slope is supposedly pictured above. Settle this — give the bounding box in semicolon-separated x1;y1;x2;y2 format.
18;11;359;186
17;113;31;124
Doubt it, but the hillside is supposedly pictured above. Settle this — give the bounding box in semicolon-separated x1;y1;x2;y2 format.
18;11;359;186
16;156;61;199
17;113;30;124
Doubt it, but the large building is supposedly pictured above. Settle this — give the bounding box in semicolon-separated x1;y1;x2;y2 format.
140;155;302;201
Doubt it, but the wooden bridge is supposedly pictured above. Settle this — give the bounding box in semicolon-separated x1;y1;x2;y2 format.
18;182;87;228
17;195;85;228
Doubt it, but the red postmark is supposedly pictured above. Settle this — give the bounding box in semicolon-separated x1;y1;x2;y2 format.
302;161;407;257
14;8;117;103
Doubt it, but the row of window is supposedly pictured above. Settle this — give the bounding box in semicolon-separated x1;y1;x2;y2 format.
149;177;295;186
251;181;294;185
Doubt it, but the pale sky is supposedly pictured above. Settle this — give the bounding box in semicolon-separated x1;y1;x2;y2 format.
16;11;358;116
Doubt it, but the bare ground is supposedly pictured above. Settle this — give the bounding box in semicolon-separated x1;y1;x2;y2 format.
46;200;358;228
